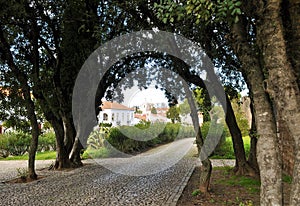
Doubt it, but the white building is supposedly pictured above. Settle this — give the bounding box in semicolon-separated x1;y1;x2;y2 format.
98;101;135;126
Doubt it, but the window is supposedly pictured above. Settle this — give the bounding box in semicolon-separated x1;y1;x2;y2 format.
112;113;115;121
103;113;108;121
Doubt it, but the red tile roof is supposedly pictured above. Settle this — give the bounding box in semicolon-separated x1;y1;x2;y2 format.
101;101;134;111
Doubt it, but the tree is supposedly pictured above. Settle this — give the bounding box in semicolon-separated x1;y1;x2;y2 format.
183;81;211;194
252;1;300;203
152;0;300;204
151;107;157;114
166;106;181;123
0;28;40;180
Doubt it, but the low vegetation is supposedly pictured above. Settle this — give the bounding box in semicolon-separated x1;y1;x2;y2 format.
83;121;195;158
0;131;56;160
0;121;250;161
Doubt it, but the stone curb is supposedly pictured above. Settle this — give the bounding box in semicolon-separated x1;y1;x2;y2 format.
166;163;196;206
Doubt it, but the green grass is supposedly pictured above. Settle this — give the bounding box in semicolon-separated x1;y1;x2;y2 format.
283;174;293;184
191;189;201;196
0;151;56;161
81;147;111;159
210;136;251;159
215;171;260;194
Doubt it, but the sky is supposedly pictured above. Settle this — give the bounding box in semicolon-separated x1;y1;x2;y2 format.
121;85;169;108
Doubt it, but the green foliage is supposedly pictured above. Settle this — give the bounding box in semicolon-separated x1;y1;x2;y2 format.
106;123;194;153
194;88;211;122
154;0;242;25
0;151;56;160
283;174;293;184
87;130;107;149
192;189;201;196
231;99;250;136
0;134;10;158
38;132;56;152
99;123;112;128
35;151;56;160
201;121;227;157
210;136;251;159
166;106;181;123
0;131;31;156
178;99;191;116
216;173;260;194
134;120;151;129
239;200;254;206
82;147;110;159
151;107;157;114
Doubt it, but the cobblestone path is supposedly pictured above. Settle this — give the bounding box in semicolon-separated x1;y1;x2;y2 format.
0;138;195;206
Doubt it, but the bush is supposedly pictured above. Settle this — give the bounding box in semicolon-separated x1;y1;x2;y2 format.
200;121;227;157
38;132;56;152
87;130;106;149
82;147;110;159
0;131;31;156
0;135;9;158
105;123;195;153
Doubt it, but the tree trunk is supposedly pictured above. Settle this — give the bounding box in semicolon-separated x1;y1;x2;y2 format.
224;95;256;176
62;115;76;155
282;0;300;88
51;118;71;169
255;1;300;204
203;62;256;176
176;61;254;176
0;27;40;180
69;137;84;167
27;99;39;180
183;81;212;193
247;98;259;174
230;15;283;205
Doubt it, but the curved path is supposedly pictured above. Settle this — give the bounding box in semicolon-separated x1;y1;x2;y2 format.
0;138;234;206
0;138;195;206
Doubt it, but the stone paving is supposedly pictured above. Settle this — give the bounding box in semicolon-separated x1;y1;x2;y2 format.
0;138;235;206
0;138;196;206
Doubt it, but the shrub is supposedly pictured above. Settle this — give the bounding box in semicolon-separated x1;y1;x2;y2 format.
106;123;195;153
0;131;31;156
82;147;110;159
38;132;56;152
200;121;227;157
87;130;106;149
0;134;9;158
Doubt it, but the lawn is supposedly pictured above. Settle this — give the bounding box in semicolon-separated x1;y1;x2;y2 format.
0;151;56;160
211;136;251;159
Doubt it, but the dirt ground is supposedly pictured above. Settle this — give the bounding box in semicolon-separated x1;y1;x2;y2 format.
177;166;291;206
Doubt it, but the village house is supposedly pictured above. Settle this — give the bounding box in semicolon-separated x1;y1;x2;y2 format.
98;101;135;126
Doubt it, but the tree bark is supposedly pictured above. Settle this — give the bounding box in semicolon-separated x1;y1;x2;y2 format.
51;117;71;169
26;96;40;180
282;0;300;88
255;0;300;204
224;95;256;176
183;81;211;194
230;15;283;205
175;59;254;176
203;63;256;176
69;137;84;167
247;98;259;174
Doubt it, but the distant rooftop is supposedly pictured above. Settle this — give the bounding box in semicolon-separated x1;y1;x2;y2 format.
101;101;134;111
